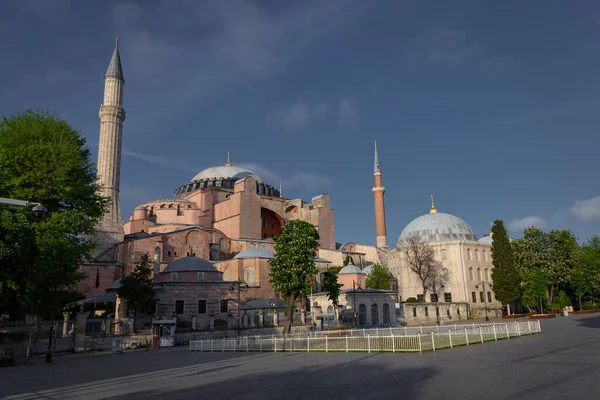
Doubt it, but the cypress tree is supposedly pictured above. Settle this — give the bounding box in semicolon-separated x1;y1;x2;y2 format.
490;220;522;305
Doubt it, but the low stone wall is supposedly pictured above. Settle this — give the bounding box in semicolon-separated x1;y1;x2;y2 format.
401;302;470;325
175;325;312;343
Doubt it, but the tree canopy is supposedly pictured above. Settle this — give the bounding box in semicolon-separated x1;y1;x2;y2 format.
365;263;392;290
398;233;440;298
269;220;320;333
118;254;156;327
0;110;107;319
490;220;522;305
322;271;343;307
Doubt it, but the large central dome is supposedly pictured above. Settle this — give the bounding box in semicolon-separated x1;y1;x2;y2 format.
397;212;477;246
191;165;261;183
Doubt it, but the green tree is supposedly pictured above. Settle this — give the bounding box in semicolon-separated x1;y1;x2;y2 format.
269;220;320;334
521;268;548;312
366;263;392;290
118;254;156;331
321;270;343;325
490;220;522;307
0;110;108;319
572;236;600;309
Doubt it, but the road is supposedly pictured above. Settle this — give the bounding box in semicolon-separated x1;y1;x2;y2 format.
1;314;599;400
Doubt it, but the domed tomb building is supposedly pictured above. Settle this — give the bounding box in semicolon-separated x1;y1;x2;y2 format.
387;198;500;314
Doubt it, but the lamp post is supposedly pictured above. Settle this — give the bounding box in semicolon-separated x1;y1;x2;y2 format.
230;281;248;336
352;280;358;328
475;281;492;321
433;284;445;325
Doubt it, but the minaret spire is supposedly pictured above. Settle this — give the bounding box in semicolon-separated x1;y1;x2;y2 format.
95;40;126;256
225;152;231;166
372;140;388;249
430;194;438;214
374;141;380;173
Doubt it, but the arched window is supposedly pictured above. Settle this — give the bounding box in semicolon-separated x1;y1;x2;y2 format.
485;268;489;281
482;250;487;261
244;267;256;285
358;304;367;326
371;304;379;326
223;269;230;281
475;249;479;261
383;303;390;324
477;268;482;281
469;267;474;280
467;249;472;260
440;249;448;261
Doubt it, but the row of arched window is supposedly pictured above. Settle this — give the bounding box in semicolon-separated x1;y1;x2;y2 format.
357;303;391;327
466;248;488;261
469;267;490;281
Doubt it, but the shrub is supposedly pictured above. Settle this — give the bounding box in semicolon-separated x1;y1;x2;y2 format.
405;297;418;303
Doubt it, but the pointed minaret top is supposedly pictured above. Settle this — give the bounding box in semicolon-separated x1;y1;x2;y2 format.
225;152;231;166
430;194;438;214
374;141;381;173
279;182;283;198
106;39;124;81
489;221;494;236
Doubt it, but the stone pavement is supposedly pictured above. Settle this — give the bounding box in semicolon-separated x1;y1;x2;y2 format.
1;314;599;400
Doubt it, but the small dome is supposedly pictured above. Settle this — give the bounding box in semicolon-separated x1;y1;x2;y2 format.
162;256;217;273
398;212;477;245
106;278;122;292
234;248;275;260
478;235;493;244
134;205;146;210
362;264;374;274
339;264;365;275
191;165;261;183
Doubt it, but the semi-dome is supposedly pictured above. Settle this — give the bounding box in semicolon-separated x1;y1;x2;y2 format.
339;264;365;275
398;211;477;246
162;256;217;273
234;247;275;259
478;235;493;244
362;264;374;275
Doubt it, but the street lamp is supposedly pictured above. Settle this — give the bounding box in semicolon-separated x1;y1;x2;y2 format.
230;281;248;336
0;197;48;217
475;281;493;321
434;285;445;325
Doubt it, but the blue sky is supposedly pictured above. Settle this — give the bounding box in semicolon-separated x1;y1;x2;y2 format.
1;0;599;246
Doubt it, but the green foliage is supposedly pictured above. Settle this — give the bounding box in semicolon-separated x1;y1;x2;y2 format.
118;254;156;318
365;263;392;290
512;227;579;303
321;271;343;307
405;297;418;303
490;220;522;304
521;268;548;311
269;220;320;333
572;236;600;306
0;110;108;319
328;266;343;275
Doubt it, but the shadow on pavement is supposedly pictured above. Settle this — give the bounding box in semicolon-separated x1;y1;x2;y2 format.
576;314;600;329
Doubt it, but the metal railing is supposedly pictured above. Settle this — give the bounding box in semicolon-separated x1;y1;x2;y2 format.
189;320;541;353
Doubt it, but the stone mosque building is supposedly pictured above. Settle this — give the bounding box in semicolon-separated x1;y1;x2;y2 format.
78;40;500;327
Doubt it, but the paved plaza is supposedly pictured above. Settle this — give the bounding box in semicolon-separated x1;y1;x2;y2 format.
1;314;599;400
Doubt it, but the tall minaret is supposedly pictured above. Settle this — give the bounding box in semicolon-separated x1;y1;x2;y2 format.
372;141;388;249
95;38;126;255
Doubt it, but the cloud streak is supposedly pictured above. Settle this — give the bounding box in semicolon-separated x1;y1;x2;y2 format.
121;148;200;172
571;196;600;222
506;216;548;233
266;101;329;132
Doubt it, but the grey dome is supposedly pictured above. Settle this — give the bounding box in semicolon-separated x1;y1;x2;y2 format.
234;248;275;260
478;235;493;244
339;264;365;275
191;165;261;183
398;212;477;246
362;264;374;275
162;256;217;273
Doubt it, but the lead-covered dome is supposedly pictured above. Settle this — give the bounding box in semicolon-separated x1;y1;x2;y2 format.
398;212;477;245
191;165;261;183
162;256;217;273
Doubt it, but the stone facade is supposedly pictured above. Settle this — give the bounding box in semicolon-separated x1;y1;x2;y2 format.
400;302;469;325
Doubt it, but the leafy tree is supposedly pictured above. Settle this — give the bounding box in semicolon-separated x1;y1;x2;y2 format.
328;266;343;275
269;220;320;334
521;268;548;312
572;236;600;309
398;233;438;299
118;254;156;330
490;220;522;306
0;110;108;319
321;270;343;311
366;263;392;290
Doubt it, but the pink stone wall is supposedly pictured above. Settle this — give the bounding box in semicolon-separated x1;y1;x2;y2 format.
155;282;238;321
338;273;366;290
77;264;123;298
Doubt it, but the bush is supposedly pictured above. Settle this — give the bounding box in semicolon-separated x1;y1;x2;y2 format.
405;297;418;303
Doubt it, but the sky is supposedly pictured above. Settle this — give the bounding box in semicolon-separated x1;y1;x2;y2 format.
1;0;599;246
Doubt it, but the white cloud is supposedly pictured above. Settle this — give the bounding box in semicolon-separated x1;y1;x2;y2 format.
237;162;282;186
571;196;600;222
122;148;200;172
507;216;548;233
337;98;357;125
267;101;329;131
237;163;332;192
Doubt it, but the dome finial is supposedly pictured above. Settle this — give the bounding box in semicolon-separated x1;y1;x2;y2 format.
115;36;119;46
225;152;231;166
430;193;438;214
489;221;494;236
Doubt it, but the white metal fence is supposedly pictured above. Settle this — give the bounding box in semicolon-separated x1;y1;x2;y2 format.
189;320;541;353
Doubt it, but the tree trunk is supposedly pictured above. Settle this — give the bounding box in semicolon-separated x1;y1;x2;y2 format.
284;302;294;334
548;285;555;305
578;296;582;311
